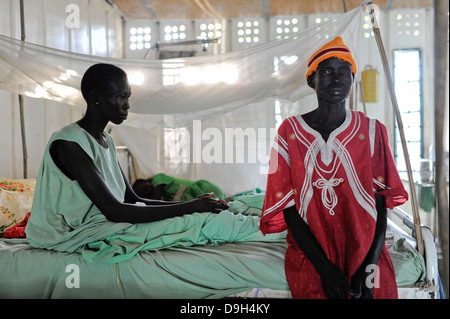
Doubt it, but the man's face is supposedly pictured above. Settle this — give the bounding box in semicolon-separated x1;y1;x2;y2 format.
98;76;131;125
309;57;354;104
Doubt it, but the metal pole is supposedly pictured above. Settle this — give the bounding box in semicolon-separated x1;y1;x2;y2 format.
364;1;424;255
433;0;449;298
359;80;368;115
19;0;28;178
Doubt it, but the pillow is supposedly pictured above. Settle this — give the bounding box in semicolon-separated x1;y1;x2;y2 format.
0;177;36;233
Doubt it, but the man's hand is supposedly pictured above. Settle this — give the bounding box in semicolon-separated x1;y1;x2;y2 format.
191;193;229;213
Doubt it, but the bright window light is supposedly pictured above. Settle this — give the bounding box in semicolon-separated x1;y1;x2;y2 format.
236;19;261;44
163;24;187;42
393;49;423;181
128;71;145;86
129;26;151;50
198;22;222;39
275;16;302;39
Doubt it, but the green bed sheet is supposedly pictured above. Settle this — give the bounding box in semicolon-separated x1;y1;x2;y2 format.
0;193;426;298
77;193;282;263
1;193;290;298
0;238;288;299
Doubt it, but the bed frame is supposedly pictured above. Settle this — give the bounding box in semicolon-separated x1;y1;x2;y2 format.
388;207;441;299
0;176;442;299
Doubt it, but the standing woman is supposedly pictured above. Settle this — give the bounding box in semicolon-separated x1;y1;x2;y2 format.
26;63;228;257
260;37;408;299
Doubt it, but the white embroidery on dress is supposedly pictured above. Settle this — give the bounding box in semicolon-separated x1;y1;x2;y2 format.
274;140;290;166
369;118;376;157
289;111;378;221
262;189;294;216
373;177;390;190
312;177;344;215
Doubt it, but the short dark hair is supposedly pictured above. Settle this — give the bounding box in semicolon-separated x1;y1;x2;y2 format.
132;178;154;198
80;63;127;102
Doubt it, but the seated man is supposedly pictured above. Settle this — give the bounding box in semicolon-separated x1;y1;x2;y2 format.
26;63;228;255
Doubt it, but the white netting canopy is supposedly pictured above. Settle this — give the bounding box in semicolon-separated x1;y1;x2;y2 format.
0;6;363;194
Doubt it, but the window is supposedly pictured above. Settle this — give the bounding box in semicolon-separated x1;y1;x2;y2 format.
162;61;239;87
393;49;423;180
275;17;301;39
129;27;151;51
395;12;422;38
236;19;261;44
307;14;336;40
362;14;374;39
199;22;222;39
164;127;190;165
163;24;187;42
162;60;184;86
274;100;282;129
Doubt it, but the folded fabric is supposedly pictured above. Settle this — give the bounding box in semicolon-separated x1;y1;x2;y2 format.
82;210;286;264
3;212;30;238
152;173;226;201
388;238;426;286
25;191;285;264
232;188;264;199
228;194;265;216
418;186;435;213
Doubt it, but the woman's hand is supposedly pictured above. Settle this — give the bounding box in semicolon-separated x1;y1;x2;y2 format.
319;263;351;299
350;264;374;299
190;193;229;213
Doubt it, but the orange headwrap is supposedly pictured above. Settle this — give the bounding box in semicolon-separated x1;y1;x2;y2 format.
305;36;357;81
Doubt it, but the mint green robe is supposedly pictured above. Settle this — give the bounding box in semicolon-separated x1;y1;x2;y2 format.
26;124;285;264
26;124;131;253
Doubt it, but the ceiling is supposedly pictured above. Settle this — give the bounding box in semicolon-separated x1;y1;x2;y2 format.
110;0;433;20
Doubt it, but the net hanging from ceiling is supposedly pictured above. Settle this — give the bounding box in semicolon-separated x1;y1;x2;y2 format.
0;6;362;130
0;6;363;194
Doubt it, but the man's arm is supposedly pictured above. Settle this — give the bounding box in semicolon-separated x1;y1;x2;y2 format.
51;140;227;223
283;206;350;299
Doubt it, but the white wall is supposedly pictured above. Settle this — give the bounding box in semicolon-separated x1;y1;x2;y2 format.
120;6;449;197
121;8;440;150
0;0;124;179
1;2;446;183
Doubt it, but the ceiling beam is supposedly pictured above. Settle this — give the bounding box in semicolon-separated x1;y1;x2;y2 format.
112;0;433;20
385;0;394;10
141;0;158;19
260;0;269;18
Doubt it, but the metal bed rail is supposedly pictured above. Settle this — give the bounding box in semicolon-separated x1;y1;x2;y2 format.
388;207;441;298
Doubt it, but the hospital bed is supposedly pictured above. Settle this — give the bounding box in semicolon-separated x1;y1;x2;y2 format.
0;176;441;299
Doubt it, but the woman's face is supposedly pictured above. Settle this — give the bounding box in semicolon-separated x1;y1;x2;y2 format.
310;57;354;104
98;76;131;125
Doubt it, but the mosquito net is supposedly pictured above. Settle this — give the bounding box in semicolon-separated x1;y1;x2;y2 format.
0;6;363;195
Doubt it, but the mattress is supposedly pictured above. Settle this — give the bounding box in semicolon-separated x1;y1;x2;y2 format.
0;238;289;299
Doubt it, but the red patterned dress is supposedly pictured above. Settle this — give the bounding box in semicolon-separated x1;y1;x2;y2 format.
261;110;408;299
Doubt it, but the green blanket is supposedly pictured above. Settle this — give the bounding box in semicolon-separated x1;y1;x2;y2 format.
389;238;426;286
228;193;265;216
81;194;284;263
83;210;284;263
152;173;227;201
0;238;289;299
